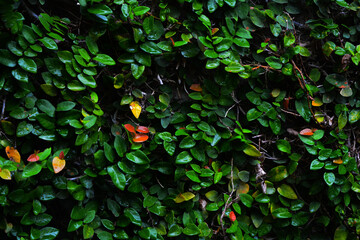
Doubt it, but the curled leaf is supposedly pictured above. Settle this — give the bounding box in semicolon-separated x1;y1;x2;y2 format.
124;124;136;133
136;126;149;133
52;156;66;174
0;169;11;180
130;101;141;119
5;146;21;163
132;134;149;143
27;150;40;162
299;128;313;136
190;84;202;92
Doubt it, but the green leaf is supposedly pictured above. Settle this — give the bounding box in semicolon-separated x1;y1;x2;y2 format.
349;109;360;124
272;208;292;218
107;165;126;190
233;38;250;48
88;4;113;15
114;136;127;157
276;140;291;154
16;121;33;137
83;115;97;129
38;227;59;240
39;37;58;50
268;165;289;182
104;142;115;162
183;223;200;236
179;136;196;148
277;184;297;199
56;101;76;111
140;42;162;55
243;144;261;157
338;112;347;130
86;36;98;55
176;151;193;164
133;6;150;16
23;163;42;178
37;99;55;117
250;8;265;28
324;172;335;186
247;108;262;121
131;63;145;79
325;74;349;88
265;56;282;69
334;225;348;240
124;208;141;226
0;49;17;67
83;225;94;239
240;193;253;207
225;62;244;73
57;50;73;63
295;99;311;122
41;84;57;96
126;150;150;165
36;113;55;129
77;73;96;88
309;202;321;213
12;68;28;82
310;159;324;170
284;31;295;47
93;54;115;65
185;170;201;183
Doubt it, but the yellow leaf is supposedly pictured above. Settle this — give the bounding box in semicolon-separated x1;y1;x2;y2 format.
52;156;66;174
130;101;141;119
0;169;11;180
173;192;195;203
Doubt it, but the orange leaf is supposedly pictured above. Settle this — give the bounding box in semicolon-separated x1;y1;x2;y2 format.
136;126;149;133
237;182;250;194
300;128;313;136
27;151;40;162
52;156;66;174
132;134;149;143
130;101;141;119
333;158;343;164
229;211;236;222
190;84;202;92
211;28;219;35
124;124;136;133
5;146;21;163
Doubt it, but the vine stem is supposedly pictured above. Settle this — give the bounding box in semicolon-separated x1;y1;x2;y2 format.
220;158;235;237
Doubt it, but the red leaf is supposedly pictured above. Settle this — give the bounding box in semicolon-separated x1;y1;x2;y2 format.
132;134;149;143
59;151;64;160
136;126;149;133
190;84;202;92
229;211;236;222
27;151;40;162
300;128;313;136
124;124;136;133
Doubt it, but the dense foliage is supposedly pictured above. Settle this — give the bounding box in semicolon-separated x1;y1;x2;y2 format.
1;0;360;239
